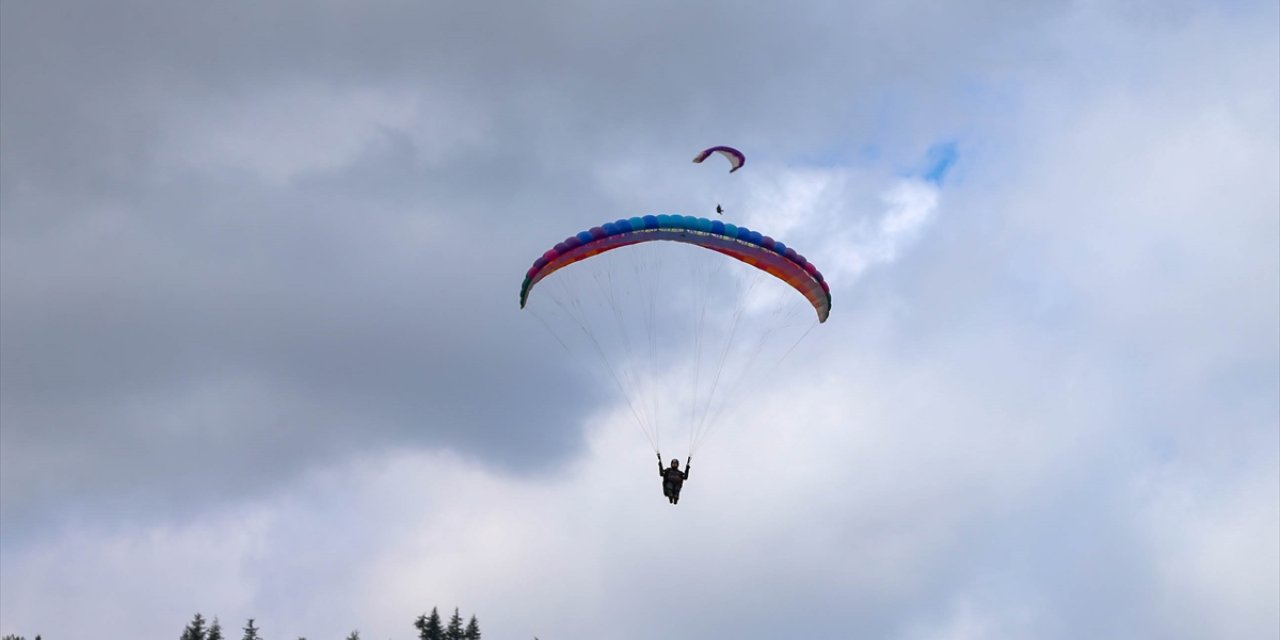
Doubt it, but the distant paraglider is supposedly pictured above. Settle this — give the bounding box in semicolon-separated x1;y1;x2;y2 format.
692;145;745;173
694;146;745;215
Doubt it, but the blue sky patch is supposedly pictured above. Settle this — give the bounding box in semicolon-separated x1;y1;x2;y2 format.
922;141;958;184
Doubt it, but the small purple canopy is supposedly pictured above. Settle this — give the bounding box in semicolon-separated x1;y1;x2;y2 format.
692;146;746;173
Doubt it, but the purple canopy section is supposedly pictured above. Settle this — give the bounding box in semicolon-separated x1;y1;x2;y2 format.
692;146;746;173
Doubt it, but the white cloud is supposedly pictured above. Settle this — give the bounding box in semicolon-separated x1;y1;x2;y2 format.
0;508;270;637
740;167;942;289
1132;450;1280;640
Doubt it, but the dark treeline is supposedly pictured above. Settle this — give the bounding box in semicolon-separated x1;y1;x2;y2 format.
165;606;481;640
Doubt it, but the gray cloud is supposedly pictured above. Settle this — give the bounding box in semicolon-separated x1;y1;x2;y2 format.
0;0;1049;528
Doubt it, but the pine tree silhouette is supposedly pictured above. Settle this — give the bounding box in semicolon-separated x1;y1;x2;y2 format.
464;615;481;640
414;607;444;640
445;608;465;640
241;618;262;640
181;613;209;640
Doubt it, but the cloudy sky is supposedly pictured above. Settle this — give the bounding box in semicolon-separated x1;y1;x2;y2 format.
2;1;1277;638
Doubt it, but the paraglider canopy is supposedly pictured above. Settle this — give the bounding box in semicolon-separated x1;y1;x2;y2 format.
519;214;831;322
692;146;746;173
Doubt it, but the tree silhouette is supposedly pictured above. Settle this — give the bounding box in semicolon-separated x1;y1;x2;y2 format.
241;618;262;640
445;608;465;640
161;604;491;639
181;613;209;640
414;607;444;640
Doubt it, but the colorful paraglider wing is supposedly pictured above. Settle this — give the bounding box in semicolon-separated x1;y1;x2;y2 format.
692;146;746;173
519;215;831;322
